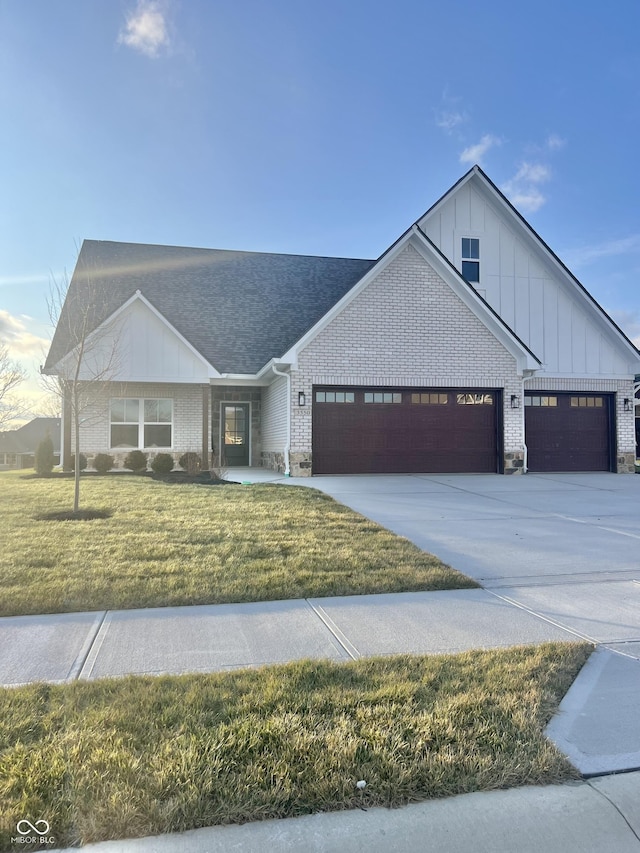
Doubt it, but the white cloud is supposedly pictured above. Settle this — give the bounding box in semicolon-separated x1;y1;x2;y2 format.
609;309;640;349
436;110;467;133
459;134;501;166
562;234;640;269
546;134;566;151
502;161;551;213
0;310;50;358
118;0;170;58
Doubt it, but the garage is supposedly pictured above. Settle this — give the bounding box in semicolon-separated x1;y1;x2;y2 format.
312;387;500;474
524;392;614;472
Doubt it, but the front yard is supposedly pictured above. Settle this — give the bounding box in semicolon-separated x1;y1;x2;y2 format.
0;472;475;616
0;643;590;850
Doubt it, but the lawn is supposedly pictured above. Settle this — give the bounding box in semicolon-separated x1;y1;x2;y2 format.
0;643;590;850
0;472;475;616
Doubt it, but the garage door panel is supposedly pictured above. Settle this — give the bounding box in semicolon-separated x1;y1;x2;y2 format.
313;387;499;474
525;393;612;472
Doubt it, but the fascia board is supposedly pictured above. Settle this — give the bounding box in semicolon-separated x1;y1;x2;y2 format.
415;166;477;225
467;169;640;365
49;290;221;379
409;228;541;373
279;234;414;363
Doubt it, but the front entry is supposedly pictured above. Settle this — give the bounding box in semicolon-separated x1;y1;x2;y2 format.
222;403;250;466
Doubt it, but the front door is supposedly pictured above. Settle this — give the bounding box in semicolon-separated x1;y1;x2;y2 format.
222;403;250;466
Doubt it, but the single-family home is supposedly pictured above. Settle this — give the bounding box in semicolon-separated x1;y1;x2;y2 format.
43;166;640;476
0;417;61;469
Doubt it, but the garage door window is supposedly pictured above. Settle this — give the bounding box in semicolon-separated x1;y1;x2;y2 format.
315;391;355;403
411;393;448;404
364;392;402;404
570;396;603;407
525;396;557;407
457;393;493;405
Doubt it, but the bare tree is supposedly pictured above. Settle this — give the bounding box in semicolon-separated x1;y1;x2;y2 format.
0;343;28;430
44;260;121;513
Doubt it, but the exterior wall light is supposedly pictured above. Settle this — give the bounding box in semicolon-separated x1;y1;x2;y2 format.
510;394;520;409
624;398;631;412
298;391;306;407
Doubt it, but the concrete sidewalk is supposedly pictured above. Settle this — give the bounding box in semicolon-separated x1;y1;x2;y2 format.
57;772;640;852
2;590;640;777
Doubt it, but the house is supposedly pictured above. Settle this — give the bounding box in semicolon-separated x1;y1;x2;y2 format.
43;166;640;476
0;417;61;469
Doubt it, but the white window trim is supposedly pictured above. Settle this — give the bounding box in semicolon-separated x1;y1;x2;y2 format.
110;397;174;450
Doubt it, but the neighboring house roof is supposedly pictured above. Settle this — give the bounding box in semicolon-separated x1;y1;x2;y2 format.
44;241;375;374
0;418;61;454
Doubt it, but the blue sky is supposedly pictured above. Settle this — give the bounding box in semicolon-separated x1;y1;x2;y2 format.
2;0;640;410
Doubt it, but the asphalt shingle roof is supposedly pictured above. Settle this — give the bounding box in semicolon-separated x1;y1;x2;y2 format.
45;241;376;374
0;418;60;454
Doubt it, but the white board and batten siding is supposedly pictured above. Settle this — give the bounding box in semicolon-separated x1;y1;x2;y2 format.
419;177;635;377
70;298;213;384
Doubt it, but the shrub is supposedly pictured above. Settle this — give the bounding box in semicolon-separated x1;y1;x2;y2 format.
70;453;88;472
123;450;147;473
151;453;174;474
35;435;55;475
93;453;115;474
179;452;201;475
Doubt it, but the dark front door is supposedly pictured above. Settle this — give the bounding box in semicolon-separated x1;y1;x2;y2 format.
222;403;250;466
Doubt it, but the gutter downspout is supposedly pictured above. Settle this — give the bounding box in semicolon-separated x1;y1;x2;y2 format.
271;364;291;477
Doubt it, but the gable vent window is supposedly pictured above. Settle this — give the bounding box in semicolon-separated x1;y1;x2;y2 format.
461;238;480;283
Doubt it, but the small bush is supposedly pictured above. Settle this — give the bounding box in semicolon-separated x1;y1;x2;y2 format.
123;450;148;473
151;453;174;474
93;453;115;474
70;453;88;472
35;435;55;475
179;452;201;475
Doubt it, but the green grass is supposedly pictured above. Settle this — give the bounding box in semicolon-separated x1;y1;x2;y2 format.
0;471;476;617
0;643;590;850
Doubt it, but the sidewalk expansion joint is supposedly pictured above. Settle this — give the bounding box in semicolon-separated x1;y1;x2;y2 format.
66;611;108;682
588;779;640;843
305;601;361;661
484;589;595;645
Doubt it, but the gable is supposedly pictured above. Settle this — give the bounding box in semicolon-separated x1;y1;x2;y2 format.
298;243;519;382
44;240;375;376
56;296;215;383
419;171;639;376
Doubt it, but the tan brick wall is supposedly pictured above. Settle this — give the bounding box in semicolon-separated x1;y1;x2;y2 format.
292;244;523;467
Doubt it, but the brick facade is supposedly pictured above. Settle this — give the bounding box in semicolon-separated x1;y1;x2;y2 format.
70;381;210;470
290;244;524;475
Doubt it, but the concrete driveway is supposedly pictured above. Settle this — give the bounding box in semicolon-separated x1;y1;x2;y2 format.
288;472;640;657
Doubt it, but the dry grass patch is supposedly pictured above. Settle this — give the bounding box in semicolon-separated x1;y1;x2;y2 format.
0;471;475;616
0;643;590;850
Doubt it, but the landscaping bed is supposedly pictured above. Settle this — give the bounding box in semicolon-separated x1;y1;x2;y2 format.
0;472;476;617
0;643;590;851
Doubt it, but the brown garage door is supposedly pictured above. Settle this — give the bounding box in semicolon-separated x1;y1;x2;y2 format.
525;392;613;472
312;387;499;474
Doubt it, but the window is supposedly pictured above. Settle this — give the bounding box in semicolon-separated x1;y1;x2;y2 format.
570;396;603;408
110;398;172;448
457;393;493;405
315;391;355;403
411;393;448;405
525;396;558;407
461;237;480;283
364;392;402;404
